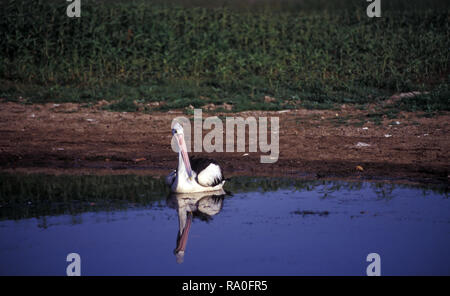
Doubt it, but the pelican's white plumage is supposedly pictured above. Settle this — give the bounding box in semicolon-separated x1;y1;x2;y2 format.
196;162;222;187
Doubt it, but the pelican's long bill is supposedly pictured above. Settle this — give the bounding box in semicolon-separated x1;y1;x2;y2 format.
175;212;192;254
176;133;193;178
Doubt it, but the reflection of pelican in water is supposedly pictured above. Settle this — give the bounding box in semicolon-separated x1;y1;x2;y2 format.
167;189;227;264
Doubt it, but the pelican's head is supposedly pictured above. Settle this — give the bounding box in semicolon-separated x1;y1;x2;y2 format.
172;122;184;136
171;122;192;178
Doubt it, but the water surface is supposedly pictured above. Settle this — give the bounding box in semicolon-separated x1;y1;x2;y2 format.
0;175;448;275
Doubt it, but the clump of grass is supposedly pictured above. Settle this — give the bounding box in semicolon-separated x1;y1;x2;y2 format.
396;85;450;113
104;98;138;112
365;112;384;125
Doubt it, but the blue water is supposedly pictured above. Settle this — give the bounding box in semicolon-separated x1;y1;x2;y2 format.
0;182;449;275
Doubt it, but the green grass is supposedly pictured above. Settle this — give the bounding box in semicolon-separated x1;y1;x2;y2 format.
0;0;448;113
395;85;450;113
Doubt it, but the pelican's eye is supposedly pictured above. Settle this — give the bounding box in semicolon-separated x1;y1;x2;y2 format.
172;129;177;135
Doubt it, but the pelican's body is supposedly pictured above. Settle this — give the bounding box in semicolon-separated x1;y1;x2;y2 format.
166;123;225;193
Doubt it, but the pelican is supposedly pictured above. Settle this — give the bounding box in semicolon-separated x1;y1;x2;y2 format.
166;122;225;193
167;189;226;263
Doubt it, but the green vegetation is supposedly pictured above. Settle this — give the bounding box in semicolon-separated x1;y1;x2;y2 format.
0;0;448;113
395;85;450;113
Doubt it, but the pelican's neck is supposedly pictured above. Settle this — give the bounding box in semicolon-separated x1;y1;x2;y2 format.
178;151;186;174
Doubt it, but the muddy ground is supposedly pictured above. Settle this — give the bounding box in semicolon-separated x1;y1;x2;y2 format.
0;101;448;186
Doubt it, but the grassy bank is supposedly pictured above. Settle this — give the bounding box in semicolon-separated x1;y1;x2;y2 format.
0;0;448;112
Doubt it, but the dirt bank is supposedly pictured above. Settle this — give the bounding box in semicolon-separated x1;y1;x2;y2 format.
0;101;448;185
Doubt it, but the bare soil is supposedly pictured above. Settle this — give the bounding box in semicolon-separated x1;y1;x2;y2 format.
0;101;449;185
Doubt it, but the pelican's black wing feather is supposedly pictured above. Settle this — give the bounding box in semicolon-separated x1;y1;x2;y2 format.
190;157;224;187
